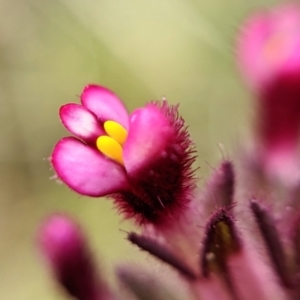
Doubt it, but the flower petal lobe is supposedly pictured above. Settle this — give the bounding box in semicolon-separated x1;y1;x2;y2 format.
60;103;104;142
52;137;128;196
123;104;174;175
81;85;129;129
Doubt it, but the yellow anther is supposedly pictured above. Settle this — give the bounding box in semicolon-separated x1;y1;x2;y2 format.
104;120;128;146
96;136;124;165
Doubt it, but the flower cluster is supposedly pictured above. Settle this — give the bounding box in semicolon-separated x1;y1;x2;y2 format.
39;3;300;300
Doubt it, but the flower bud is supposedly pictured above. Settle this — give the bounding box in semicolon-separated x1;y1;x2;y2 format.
38;214;110;300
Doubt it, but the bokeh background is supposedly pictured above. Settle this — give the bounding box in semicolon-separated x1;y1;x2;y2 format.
0;0;280;299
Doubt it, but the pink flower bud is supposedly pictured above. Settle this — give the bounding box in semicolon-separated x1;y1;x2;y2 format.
38;214;109;300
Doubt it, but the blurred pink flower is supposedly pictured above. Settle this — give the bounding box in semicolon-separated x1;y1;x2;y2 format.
237;4;300;184
237;4;300;89
51;84;196;225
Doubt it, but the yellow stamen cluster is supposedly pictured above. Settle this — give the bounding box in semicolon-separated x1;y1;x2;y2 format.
96;120;128;165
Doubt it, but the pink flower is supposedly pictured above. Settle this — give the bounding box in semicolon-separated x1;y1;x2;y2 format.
237;4;300;89
51;84;196;225
237;4;300;184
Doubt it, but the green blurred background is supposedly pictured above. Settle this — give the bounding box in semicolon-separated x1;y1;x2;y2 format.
0;0;280;299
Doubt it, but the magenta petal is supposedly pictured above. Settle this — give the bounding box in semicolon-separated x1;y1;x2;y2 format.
52;137;129;196
60;104;104;142
81;85;129;129
123;105;174;175
237;13;270;88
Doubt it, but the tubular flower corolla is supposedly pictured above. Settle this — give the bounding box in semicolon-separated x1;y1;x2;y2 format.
51;84;196;224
